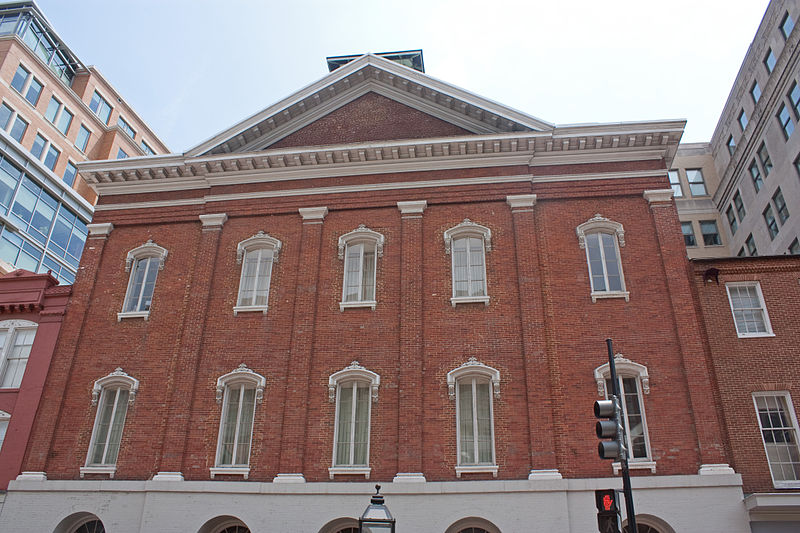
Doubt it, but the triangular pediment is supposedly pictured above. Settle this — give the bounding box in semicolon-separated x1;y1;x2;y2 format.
188;54;554;157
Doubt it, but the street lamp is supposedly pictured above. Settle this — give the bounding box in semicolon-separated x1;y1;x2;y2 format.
358;484;396;533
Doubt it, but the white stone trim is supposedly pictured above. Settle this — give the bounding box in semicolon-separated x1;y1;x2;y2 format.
576;214;625;249
124;240;168;272
210;466;250;479
528;469;562;480
444;219;492;254
612;461;656;475
397;200;427;215
447;357;500;400
328;466;371;479
299;206;328;221
79;465;116;479
117;310;150;322
236;231;282;264
506;194;537;209
643;189;674;204
272;473;306;483
594;354;650;397
698;464;735;475
339;300;377;311
199;213;227;228
392;472;427;483
152;472;184;481
338;225;385;259
455;465;499;478
215;364;266;404
328;361;380;403
233;305;269;316
590;290;630;303
87;222;113;237
450;295;490;307
15;471;46;481
91;368;139;406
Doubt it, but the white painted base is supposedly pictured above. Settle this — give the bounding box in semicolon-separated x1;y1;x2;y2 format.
528;469;562;480
392;472;427;483
272;473;306;483
152;472;184;482
14;471;46;481
699;463;736;475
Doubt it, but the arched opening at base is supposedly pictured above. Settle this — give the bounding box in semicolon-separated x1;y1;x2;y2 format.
445;516;502;533
53;512;105;533
197;515;251;533
622;513;676;533
318;517;360;533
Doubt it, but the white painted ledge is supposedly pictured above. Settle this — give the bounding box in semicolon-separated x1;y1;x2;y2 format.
152;472;184;482
528;469;562;480
699;464;736;475
233;305;268;316
210;466;250;479
339;300;377;311
393;472;427;483
80;466;116;478
273;473;306;483
455;465;498;478
397;200;427;214
613;461;656;475
450;296;490;307
117;310;150;322
16;471;47;481
591;290;630;303
328;466;371;479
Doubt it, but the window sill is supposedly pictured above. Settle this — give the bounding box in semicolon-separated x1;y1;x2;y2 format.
233;305;268;316
210;466;250;479
450;296;490;307
339;300;376;311
328;466;371;479
612;460;656;475
117;310;149;322
80;465;116;478
736;332;775;339
591;290;630;303
455;464;498;478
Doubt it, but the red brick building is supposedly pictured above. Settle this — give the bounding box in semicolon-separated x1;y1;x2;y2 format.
0;53;751;532
691;256;800;532
0;269;70;492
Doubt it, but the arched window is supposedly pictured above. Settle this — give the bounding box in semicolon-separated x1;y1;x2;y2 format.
576;214;629;302
317;518;360;533
444;219;492;306
448;358;500;477
118;240;168;320
444;517;502;533
328;361;379;478
338;225;384;310
594;354;653;471
0;319;37;389
197;516;252;533
72;520;105;533
211;364;265;479
82;368;139;478
235;231;281;315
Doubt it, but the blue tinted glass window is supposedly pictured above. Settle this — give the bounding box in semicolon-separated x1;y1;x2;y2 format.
116;148;128;159
48;205;86;267
44;97;59;122
31;134;46;159
0;103;13;130
10;65;28;93
9;116;27;142
0;14;19;34
75;125;90;152
0;157;21;209
0;229;42;272
43;145;59;170
63;162;76;186
24;77;42;106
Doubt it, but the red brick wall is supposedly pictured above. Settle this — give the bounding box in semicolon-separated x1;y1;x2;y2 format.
691;256;800;493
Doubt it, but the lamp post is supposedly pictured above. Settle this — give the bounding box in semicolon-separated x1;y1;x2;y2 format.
358;484;396;533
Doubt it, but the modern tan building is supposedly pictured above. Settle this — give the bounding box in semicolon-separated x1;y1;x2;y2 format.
0;1;168;284
675;0;800;259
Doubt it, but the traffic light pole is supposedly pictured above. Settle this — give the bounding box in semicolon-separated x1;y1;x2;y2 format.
606;338;638;533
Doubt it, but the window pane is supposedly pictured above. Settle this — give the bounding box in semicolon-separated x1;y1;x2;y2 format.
758;144;772;175
751;81;761;103
756;394;800;483
458;382;475;464
43;144;59;170
361;247;375;300
75;125;90;152
24;77;42;106
765;49;776;73
452;238;469;297
353;383;370;465
9;116;27;143
30;134;46;159
728;284;768;334
336;384;354;465
0;328;35;388
10;65;28;93
601;233;622;291
681;221;696;247
63;161;77;186
344;243;362;302
586;233;606;292
700;220;721;246
44;97;59;122
667;170;683;197
686;169;707;196
475;382;492;463
57;108;72;135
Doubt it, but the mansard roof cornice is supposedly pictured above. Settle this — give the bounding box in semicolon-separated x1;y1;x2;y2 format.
78;120;684;194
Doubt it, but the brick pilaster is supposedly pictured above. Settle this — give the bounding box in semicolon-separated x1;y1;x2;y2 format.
395;200;427;480
156;214;227;475
275;207;327;481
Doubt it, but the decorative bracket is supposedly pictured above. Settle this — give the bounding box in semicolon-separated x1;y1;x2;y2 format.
215;363;266;404
236;231;282;264
576;214;625;249
338;225;385;260
443;219;492;254
91;368;139;406
594;353;649;396
328;361;380;403
125;240;168;272
447;357;501;400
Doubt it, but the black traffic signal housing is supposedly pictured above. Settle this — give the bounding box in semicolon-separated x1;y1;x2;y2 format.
595;489;621;533
594;397;622;460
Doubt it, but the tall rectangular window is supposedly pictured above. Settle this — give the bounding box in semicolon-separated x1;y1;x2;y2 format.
753;393;800;487
87;387;129;466
726;282;772;336
237;246;275;310
75;124;90;152
606;376;649;459
686;168;707;196
117;116;136;139
778;104;795;139
452;236;487;298
700;220;721;246
116;148;128;159
746;234;758;256
334;381;370;467
89;90;112;124
734;191;746;220
10;64;29;93
457;376;494;466
23;77;42;107
758;143;773;175
781;12;795;39
140;140;154;155
727;135;736;155
343;242;376;304
56;107;72;135
0;102;12;130
668;170;683;197
216;383;256;467
30;133;46;159
63;161;77;186
0;323;36;389
773;188;790;224
750;160;763;192
789;82;800;119
9;116;26;143
681;221;696;247
585;232;625;293
765;48;777;73
44;96;59;122
764;205;779;239
738;109;748;131
43;144;59;171
751;80;762;103
123;256;160;313
726;205;738;234
790;238;800;255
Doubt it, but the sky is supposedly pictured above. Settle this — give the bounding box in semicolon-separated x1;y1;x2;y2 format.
35;0;771;154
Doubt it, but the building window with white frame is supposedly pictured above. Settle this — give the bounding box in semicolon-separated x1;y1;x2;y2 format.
753;392;800;487
447;358;499;477
328;361;379;478
119;240;168;320
726;282;773;337
338;225;384;310
211;364;265;479
594;354;654;473
576;214;628;302
235;231;281;315
667;170;683;197
0;319;37;389
82;368;138;478
444;219;492;306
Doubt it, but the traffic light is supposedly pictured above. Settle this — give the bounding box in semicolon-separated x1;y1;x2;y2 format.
594;397;622;460
595;489;621;533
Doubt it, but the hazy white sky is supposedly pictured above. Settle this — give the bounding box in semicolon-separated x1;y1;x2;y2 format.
36;0;770;153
